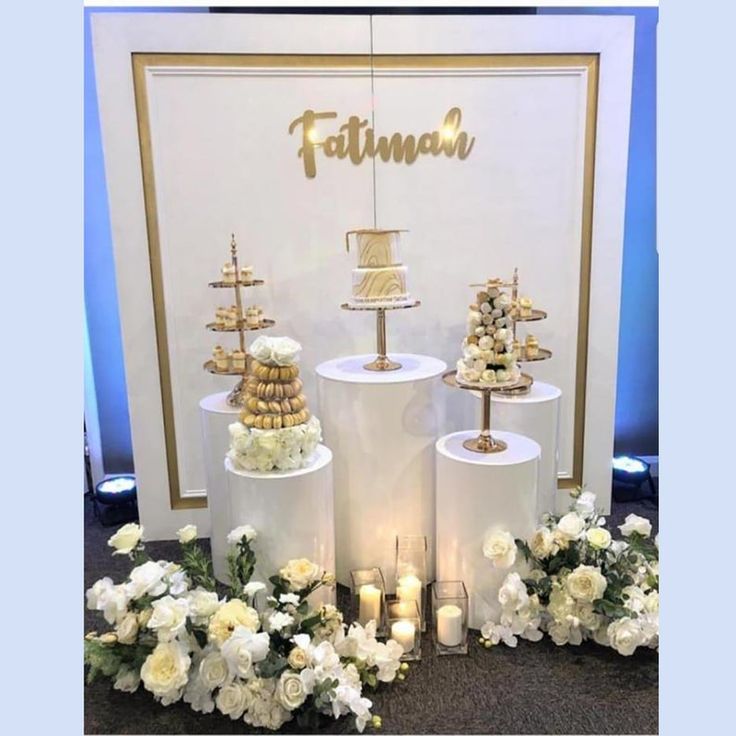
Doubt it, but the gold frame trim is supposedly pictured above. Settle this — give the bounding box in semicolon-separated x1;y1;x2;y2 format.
132;52;598;509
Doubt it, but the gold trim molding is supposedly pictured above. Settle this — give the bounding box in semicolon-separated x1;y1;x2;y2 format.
132;52;598;509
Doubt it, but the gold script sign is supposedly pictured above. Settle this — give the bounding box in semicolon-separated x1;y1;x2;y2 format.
288;107;475;178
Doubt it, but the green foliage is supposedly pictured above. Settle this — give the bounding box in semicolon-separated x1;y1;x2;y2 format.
180;542;217;591
257;650;288;679
515;538;532;563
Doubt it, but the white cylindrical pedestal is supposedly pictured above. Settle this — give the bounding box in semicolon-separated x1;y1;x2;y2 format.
436;430;540;630
490;382;562;516
316;353;447;590
199;392;241;583
225;446;335;606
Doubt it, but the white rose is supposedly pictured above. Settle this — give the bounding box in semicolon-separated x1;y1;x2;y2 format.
221;627;270;679
126;560;168;600
176;524;197;544
226;524;258;545
249;335;275;364
548;585;575;621
148;595;189;641
113;664;141;693
116;612;139;645
586;527;612;550
276;671;307;711
287;646;308;670
622;585;647;613
242;581;267;601
279;558;322;591
530;527;555;559
186;588;222;625
574;490;597;517
270;337;302;366
482;529;517;569
557;512;585;541
565;565;607;603
644;590;659;614
618;514;652;538
215;680;249;720
140;641;190;705
208;600;260;645
279;593;300;606
199;650;229;690
607;616;644;656
86;577;114;610
268;611;295;633
107;523;143;555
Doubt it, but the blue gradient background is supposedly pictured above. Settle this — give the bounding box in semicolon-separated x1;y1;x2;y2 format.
84;6;658;471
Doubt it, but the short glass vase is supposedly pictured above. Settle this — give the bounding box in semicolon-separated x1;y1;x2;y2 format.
387;599;422;661
432;580;469;655
350;567;387;637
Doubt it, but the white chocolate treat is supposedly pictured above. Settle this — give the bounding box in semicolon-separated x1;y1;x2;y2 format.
479;336;493;351
495;328;509;342
491;308;503;319
475;326;486;337
468;310;482;326
487;287;500;298
481;369;496;383
472;358;486;372
493;294;511;310
496;369;510;382
480;301;492;314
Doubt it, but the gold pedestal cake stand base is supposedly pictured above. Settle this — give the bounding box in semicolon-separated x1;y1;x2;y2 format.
443;371;532;454
341;300;421;372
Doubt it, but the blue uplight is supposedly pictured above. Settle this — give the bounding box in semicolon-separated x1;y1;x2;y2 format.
612;456;648;474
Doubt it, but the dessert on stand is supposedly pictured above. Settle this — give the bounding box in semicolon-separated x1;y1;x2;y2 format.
341;228;420;371
203;234;275;406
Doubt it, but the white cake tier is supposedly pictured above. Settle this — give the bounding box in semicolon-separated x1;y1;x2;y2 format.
351;265;409;303
353;230;402;268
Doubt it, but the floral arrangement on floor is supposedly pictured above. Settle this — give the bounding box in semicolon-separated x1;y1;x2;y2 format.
479;489;659;656
85;522;405;731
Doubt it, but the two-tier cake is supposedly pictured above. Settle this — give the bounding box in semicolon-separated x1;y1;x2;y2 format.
346;229;412;305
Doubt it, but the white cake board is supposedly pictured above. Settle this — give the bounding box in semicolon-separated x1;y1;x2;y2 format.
225;446;335;607
436;430;540;630
316;353;447;590
199;392;240;583
483;381;562;516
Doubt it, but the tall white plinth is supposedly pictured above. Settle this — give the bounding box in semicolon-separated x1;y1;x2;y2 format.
199;392;240;583
225;446;335;607
489;382;562;516
316;353;447;590
436;430;540;630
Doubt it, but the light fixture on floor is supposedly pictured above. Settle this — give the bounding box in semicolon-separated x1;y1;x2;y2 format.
612;455;656;503
93;475;138;526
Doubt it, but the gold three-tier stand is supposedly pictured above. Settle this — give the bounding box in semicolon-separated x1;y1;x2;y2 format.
340;300;421;371
203;235;275;406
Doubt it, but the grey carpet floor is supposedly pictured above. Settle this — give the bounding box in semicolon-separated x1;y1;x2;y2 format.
84;494;658;735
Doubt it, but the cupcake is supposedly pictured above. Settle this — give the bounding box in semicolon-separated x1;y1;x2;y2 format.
222;263;236;284
224;306;239;328
215;307;228;328
213;346;229;372
231;349;246;371
239;265;254;284
519;296;533;318
525;334;539;358
245;306;261;327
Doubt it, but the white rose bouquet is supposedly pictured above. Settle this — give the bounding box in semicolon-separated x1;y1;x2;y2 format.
85;523;404;732
480;489;658;656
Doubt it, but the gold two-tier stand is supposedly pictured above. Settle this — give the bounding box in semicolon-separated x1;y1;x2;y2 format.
203;235;275;406
443;371;532;453
340;300;421;371
498;268;552;396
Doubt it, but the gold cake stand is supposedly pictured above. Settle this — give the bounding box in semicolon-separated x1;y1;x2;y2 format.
206;236;275;407
443;370;532;453
341;299;421;371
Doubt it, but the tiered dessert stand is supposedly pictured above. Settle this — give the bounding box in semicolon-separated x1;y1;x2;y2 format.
340;299;421;372
203;235;275;407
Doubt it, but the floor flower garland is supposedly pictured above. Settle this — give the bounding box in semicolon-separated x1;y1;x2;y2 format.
85;524;404;732
479;489;659;656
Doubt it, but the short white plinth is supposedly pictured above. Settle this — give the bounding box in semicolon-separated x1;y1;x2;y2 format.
225;445;335;606
199;392;241;583
316;353;447;590
490;382;562;515
436;430;540;630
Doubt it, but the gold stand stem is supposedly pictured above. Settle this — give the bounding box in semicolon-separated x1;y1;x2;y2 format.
463;390;507;453
363;307;401;371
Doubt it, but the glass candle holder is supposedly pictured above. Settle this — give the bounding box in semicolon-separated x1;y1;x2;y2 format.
387;599;421;661
350;568;387;636
395;535;428;631
432;581;469;655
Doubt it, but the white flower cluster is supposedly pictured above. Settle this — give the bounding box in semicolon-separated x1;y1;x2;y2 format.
480;492;659;657
85;524;400;732
227;415;322;472
249;336;301;366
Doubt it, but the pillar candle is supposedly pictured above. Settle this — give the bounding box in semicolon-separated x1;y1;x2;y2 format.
436;604;463;647
358;584;381;625
397;574;422;605
391;620;416;653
